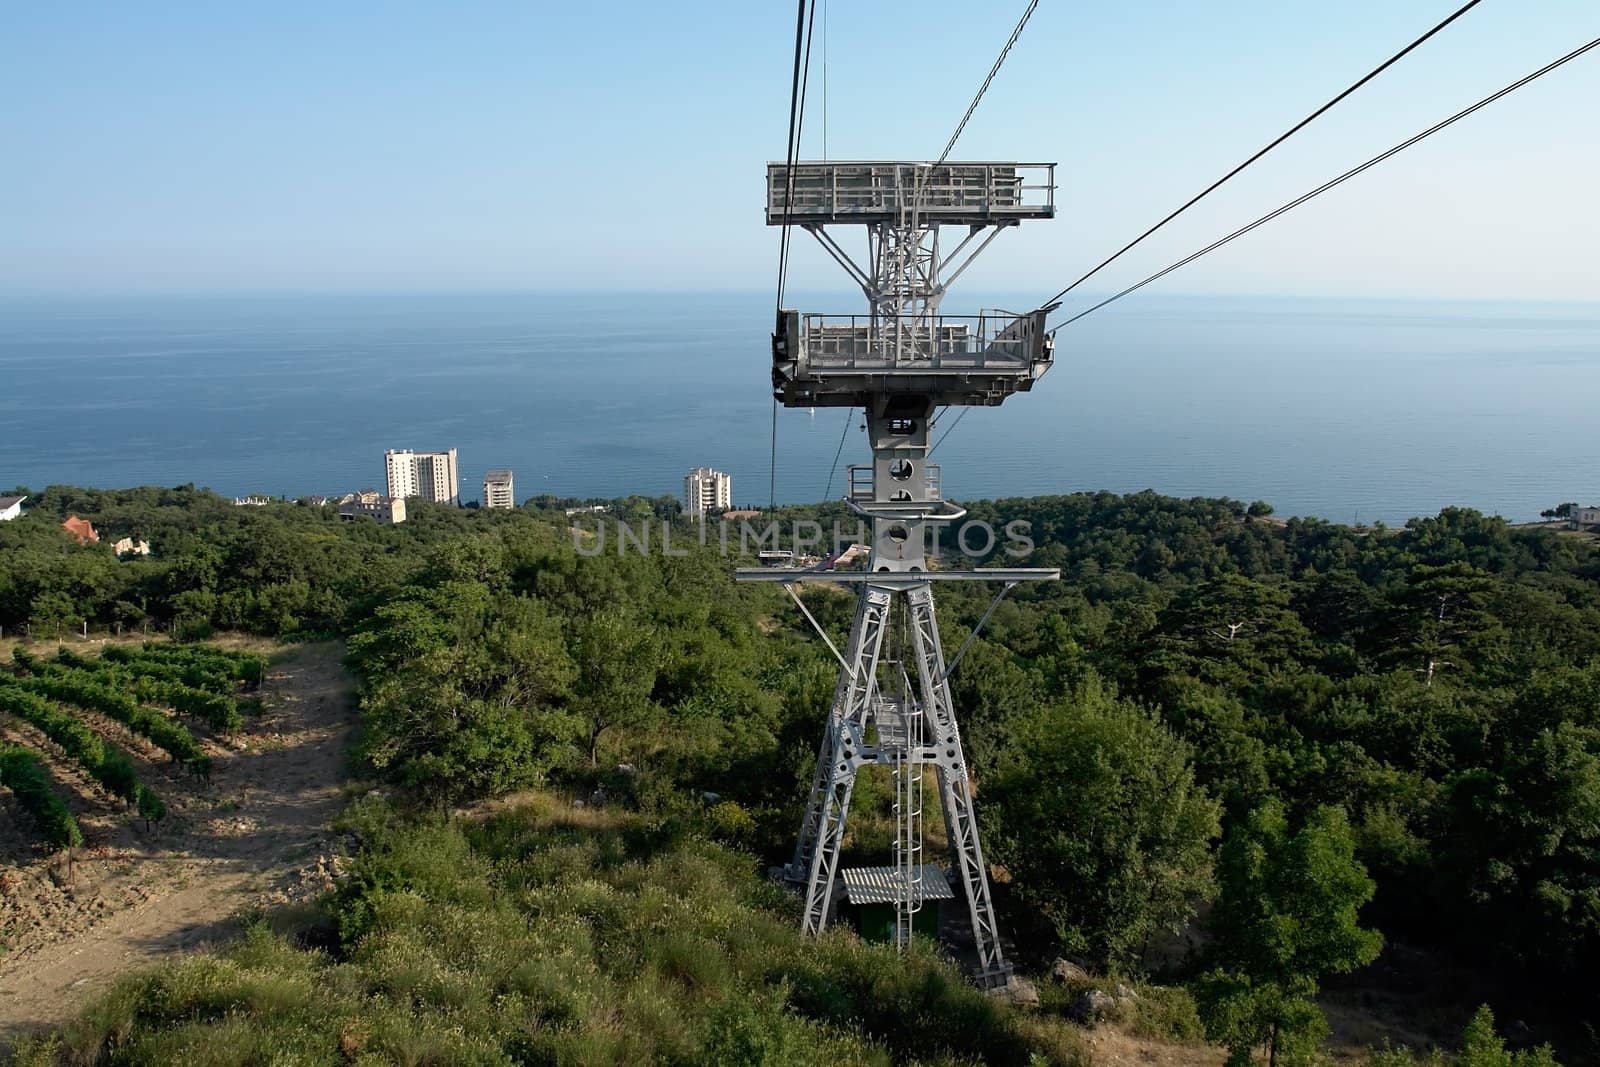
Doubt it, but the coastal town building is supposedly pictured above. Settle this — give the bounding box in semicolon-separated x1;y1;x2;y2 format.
385;448;459;506
0;495;24;521
683;467;732;517
233;495;273;506
61;516;99;544
483;469;515;510
832;543;870;569
1574;506;1600;529
113;537;152;557
723;509;762;521
338;490;406;524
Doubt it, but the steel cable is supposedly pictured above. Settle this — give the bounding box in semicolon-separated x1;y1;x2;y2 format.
1052;33;1600;330
1037;0;1485;311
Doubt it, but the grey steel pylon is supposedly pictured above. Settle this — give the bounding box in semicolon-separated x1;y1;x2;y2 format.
768;401;1029;987
740;160;1060;988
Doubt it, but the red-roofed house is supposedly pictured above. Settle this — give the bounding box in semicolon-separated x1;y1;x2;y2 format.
61;515;99;544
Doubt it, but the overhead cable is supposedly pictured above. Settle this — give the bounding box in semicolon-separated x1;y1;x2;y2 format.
776;0;819;312
821;408;853;503
1052;33;1600;330
936;0;1040;170
773;0;819;509
927;408;969;456
905;0;1040;458
1038;0;1485;310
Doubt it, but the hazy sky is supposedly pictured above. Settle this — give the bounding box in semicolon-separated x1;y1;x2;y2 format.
3;1;1597;306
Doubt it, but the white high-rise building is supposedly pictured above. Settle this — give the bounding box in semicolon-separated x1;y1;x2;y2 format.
683;467;732;517
385;448;459;506
483;469;515;510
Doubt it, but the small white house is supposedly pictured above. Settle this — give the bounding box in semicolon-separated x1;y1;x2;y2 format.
1574;506;1600;528
0;495;25;522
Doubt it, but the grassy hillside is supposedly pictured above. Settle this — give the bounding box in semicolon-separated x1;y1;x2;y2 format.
12;795;1090;1066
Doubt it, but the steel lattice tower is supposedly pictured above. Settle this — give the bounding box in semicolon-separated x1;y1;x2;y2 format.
739;161;1058;988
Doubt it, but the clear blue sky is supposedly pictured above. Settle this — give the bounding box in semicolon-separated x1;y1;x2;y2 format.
3;1;1596;303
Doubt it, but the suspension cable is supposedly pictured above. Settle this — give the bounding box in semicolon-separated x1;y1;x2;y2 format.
1051;33;1600;331
775;0;817;313
899;1;1038;466
906;0;1039;261
821;407;853;504
937;0;1039;171
821;0;829;161
927;408;969;456
773;0;819;510
1037;0;1484;310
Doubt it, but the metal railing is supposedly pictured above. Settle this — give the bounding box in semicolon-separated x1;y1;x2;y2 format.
767;162;1055;219
803;312;1038;370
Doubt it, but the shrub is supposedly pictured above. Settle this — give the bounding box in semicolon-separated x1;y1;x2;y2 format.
137;785;167;827
135;677;242;733
705;799;758;848
0;745;83;850
1458;1005;1564;1067
1127;983;1206;1043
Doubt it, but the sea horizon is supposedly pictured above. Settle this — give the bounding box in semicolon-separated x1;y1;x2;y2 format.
4;289;1596;526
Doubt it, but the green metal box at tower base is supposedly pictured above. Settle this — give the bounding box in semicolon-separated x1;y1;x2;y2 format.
852;901;940;944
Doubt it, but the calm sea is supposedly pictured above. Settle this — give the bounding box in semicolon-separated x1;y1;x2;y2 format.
1;291;1595;525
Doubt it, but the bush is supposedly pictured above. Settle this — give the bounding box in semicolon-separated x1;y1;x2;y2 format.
174;618;215;642
1458;1005;1563;1067
705;799;758;848
137;785;167;827
1128;983;1206;1043
135;678;242;733
0;744;83;850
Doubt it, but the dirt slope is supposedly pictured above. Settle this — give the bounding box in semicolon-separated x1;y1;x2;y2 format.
0;640;354;1045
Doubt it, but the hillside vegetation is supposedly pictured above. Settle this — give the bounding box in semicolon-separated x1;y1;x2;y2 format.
18;795;1093;1065
2;484;1596;1064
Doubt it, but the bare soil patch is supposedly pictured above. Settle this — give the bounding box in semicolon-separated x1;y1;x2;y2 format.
1082;1025;1227;1066
0;637;354;1046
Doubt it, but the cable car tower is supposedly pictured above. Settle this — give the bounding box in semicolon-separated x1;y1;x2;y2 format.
739;160;1059;988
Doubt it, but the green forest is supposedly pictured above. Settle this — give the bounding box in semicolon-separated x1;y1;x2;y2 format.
2;484;1597;1065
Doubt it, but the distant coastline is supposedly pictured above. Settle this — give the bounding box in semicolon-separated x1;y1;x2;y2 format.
3;291;1595;524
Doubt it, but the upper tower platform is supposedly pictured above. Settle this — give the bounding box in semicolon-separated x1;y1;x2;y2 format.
768;159;1057;409
766;162;1056;226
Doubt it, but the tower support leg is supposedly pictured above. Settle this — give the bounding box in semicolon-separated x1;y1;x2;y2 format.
905;583;1012;987
787;585;892;934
